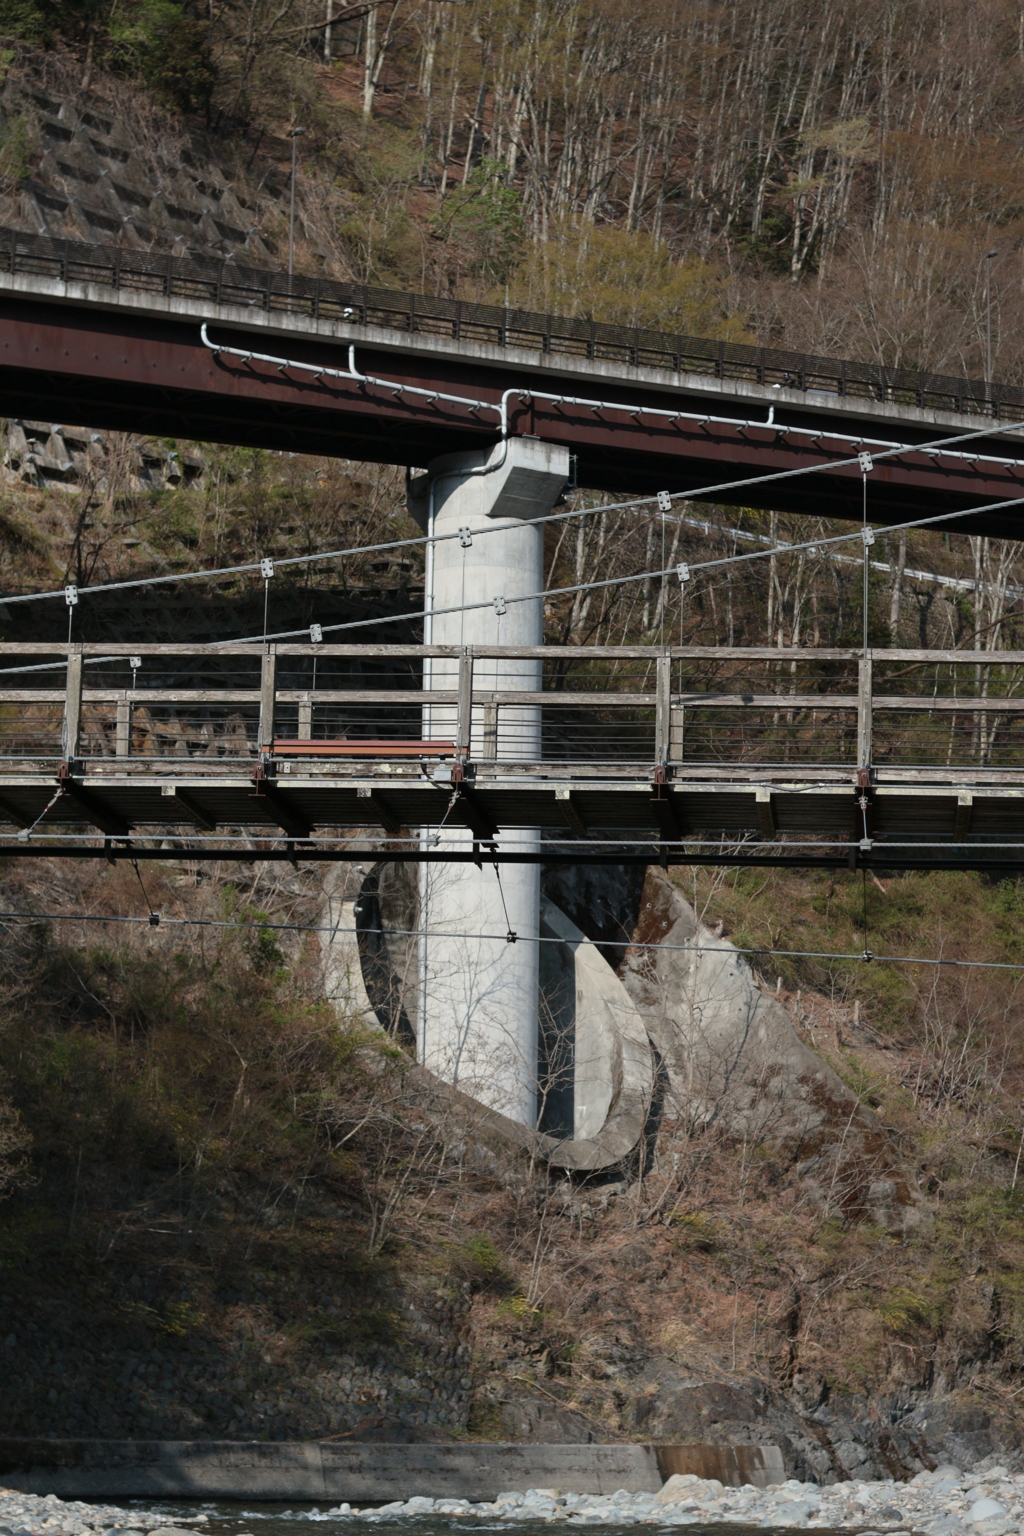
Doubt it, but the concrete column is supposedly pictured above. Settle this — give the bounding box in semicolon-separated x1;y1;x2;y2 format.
408;437;569;1125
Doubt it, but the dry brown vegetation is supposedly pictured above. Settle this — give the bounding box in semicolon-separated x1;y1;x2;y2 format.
3;444;1024;1440
6;850;1024;1444
0;431;412;604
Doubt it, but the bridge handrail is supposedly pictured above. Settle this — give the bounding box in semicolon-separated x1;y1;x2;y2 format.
2;641;1024;664
0;642;1021;779
0;226;1017;422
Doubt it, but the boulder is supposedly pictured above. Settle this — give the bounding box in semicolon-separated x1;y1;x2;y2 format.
617;868;930;1234
966;1501;1007;1525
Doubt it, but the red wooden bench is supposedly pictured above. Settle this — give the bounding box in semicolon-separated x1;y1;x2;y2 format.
272;738;455;758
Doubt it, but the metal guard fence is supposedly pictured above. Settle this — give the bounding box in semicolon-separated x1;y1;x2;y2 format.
0;227;1016;421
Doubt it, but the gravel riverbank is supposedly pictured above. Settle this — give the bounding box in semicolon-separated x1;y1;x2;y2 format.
0;1492;208;1536
354;1465;1024;1529
4;1463;1024;1535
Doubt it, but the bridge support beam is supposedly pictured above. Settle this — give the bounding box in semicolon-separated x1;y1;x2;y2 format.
409;438;569;1125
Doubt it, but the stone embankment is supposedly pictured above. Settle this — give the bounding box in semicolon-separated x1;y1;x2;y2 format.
355;1465;1024;1529
0;1490;207;1536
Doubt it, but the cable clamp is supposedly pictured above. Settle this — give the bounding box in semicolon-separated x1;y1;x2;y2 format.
860;837;872;852
65;584;78;607
862;528;875;548
657;490;672;512
861;948;874;963
493;595;507;616
148;911;160;927
677;562;690;585
310;623;323;644
505;930;517;944
260;558;275;580
858;451;873;473
459;526;473;548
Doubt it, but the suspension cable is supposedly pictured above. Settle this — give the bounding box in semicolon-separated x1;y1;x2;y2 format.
221;484;1024;647
0;906;1020;972
2;415;1024;615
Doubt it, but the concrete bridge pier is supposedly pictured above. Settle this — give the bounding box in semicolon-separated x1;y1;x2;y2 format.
408;438;569;1125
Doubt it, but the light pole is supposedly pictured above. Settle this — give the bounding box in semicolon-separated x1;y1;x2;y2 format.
984;246;999;391
288;126;307;278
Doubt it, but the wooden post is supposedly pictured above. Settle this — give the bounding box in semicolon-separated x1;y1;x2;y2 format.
259;648;276;752
457;650;473;758
482;700;497;760
954;790;973;842
116;698;131;758
655;653;671;766
669;703;684;764
298;694;312;740
63;644;83;761
857;654;873;768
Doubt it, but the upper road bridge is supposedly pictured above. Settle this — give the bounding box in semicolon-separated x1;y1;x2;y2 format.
4;230;1024;533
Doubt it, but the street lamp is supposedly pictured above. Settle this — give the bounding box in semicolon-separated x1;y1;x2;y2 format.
984;246;999;389
288;126;307;278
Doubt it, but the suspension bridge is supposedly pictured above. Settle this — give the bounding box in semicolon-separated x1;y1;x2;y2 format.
0;638;1021;872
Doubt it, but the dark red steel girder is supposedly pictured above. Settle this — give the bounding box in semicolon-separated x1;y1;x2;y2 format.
3;295;1024;533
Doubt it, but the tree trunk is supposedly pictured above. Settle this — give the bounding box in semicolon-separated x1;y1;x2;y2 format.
362;3;378;116
888;528;907;640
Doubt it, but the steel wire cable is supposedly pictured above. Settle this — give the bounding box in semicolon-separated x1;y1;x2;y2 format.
10;831;1024;850
668;507;1024;601
2;415;1023;616
0;906;1019;971
218;484;1024;647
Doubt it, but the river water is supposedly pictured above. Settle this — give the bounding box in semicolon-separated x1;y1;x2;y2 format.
128;1503;772;1536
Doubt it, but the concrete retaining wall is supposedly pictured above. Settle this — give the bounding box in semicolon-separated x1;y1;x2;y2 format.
0;1440;786;1499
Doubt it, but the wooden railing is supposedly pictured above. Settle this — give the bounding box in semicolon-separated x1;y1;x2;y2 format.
1;641;1023;779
